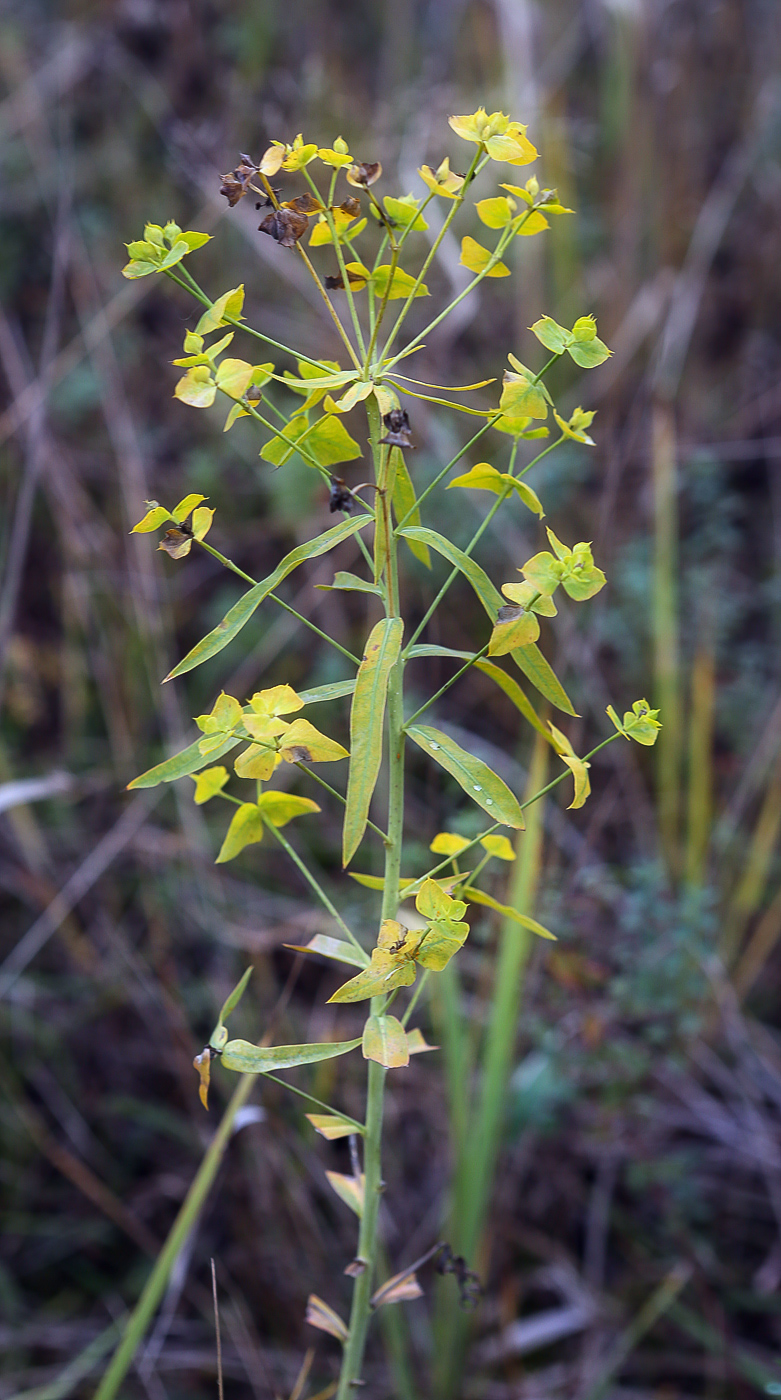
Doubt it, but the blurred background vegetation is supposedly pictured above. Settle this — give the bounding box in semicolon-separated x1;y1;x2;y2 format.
3;0;781;1396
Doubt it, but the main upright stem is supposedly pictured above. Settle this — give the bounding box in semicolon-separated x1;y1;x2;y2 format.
336;395;406;1398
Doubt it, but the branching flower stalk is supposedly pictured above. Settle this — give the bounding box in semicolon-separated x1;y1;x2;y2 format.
113;108;662;1400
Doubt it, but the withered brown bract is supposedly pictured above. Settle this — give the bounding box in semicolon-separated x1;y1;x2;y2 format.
258;207;308;247
346;161;382;187
158;521;194;560
325;269;366;290
329;476;355;513
281;192;323;216
380;408;413;449
339;196;362;217
219;153;257;207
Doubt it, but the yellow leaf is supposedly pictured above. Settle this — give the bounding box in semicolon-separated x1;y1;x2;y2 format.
325;1171;365;1216
192;766;229;804
429;832;471;856
305;1294;349;1342
459;236;510;278
362;1015;409;1068
279;718;349;764
475;195;516;228
516;210;549;236
480;834;516;861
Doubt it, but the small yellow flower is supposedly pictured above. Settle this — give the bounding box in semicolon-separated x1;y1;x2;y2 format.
448;109;538;165
418;156;464;198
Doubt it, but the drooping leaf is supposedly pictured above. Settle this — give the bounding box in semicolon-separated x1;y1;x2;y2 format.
193;1048;212;1109
305;1295;349;1343
127;733;241;788
462;886;556;937
370;1271;424;1308
407;724;525;828
343;618;404;866
459;236;510;278
164;515;371;681
325;1171;365;1217
216;803;265;863
306;1113;363;1140
220;1037;362;1073
362;1015;409;1067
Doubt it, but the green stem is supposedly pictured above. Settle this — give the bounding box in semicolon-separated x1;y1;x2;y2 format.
196;539;361;667
336;395;406;1399
404;483;512;653
266;822;365;956
404;644;490;728
94;1075;255;1400
294;762;389;842
401;968;430;1028
379;148;482;363
261;1070;365;1132
393;414;504;534
295;242;363;371
303;168;367;359
163;267;329;370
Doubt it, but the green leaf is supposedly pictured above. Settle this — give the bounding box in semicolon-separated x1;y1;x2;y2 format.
446;464;544;517
567;338;611;368
196;285;245;335
306;1114;363;1140
407;724;525;828
260;413;310;467
333;380;374;412
459;235;510;278
343;618;404;866
362;1015;409;1067
398;527;502;617
192;766;229;804
180;230;212;252
220;1037;362;1073
127;733;241;788
500;374;548;420
164;515;372;681
383;194;428;231
296;679;357;705
306;415;362;467
372;265;429;299
529;316;571;353
462;887;556;937
509;642;577;716
216;803;265;863
284;934;368;968
317;571;383;597
392;451;430;567
255;792;320;826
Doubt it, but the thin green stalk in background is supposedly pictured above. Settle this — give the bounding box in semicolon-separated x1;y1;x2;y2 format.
652;399;682;877
93;1075;255;1400
435;731;549;1398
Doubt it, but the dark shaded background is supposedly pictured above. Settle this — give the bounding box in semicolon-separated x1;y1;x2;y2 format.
3;1;781;1396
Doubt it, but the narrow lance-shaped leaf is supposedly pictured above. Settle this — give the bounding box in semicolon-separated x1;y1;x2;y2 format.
392;451;430;567
398;526;502;616
343;618;404;866
407;724;525;828
164;514;372;681
305;1296;350;1343
463;886;556;938
210;967;252;1051
127;733;242;789
220;1037;362;1073
306;1113;364;1140
283;934;369;968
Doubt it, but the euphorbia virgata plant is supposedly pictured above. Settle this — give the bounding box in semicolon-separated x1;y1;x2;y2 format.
102;106;661;1400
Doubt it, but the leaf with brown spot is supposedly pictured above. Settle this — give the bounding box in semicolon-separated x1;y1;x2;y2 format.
158;526;194;560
